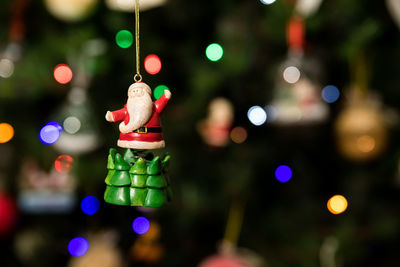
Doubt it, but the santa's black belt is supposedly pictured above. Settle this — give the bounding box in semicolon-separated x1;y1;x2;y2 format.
132;127;162;133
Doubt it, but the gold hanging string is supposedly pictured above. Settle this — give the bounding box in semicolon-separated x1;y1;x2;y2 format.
134;0;142;82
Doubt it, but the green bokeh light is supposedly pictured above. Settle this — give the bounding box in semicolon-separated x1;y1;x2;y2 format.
205;43;223;62
116;30;133;49
154;85;170;100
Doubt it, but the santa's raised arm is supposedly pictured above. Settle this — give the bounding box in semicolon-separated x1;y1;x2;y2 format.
105;82;171;150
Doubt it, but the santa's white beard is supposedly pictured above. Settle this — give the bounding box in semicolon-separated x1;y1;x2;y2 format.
119;93;153;133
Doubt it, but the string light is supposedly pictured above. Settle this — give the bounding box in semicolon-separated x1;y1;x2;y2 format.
322;85;340;103
39;122;62;145
132;216;150;235
260;0;276;5
154;85;169;100
283;66;300;84
116;30;133;49
275;165;292;183
63;116;81;134
54;64;73;84
0;123;14;143
247;106;267;126
0;59;14;78
206;43;224;62
81;196;100;215
68;237;89;257
327;195;348;215
144;54;162;75
54;155;74;173
230;127;248;144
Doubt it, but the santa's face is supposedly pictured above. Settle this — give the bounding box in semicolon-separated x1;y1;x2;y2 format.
128;86;145;98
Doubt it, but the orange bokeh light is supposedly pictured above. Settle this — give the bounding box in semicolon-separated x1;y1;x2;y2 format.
327;195;348;215
54;155;74;173
230;126;248;144
0;123;14;143
54;64;73;84
144;54;162;75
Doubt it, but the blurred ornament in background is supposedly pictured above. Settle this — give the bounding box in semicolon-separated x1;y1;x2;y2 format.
106;0;167;12
230;126;248;144
44;0;99;22
269;58;328;125
68;232;123;267
130;221;164;264
198;98;234;147
386;0;400;30
52;39;106;154
18;158;77;213
0;191;17;238
199;245;266;267
334;89;388;162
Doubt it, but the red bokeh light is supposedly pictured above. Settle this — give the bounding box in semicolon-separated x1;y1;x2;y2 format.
144;54;162;75
54;155;74;173
54;64;73;84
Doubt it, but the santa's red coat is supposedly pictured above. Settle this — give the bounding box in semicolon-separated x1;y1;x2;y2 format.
111;94;169;143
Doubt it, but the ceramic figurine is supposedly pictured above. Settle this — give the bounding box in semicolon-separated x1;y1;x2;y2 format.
105;82;171;150
104;148;171;207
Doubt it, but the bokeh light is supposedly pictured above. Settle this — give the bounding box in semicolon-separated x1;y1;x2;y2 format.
247;106;267;126
322;85;340;103
54;155;74;173
206;43;224;62
230;127;248;144
327;195;348;215
0;59;14;78
39;122;62;145
275;165;292;183
81;196;100;215
283;66;300;84
356;135;376;153
0;123;14;143
153;85;170;100
63;116;81;134
260;0;276;4
144;54;162;75
132;216;150;235
46;121;63;132
54;64;73;84
116;30;133;48
68;237;89;257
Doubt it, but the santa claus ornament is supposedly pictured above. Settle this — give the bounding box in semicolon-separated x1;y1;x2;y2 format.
104;0;172;207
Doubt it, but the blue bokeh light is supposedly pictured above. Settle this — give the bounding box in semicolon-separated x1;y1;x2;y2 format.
321;85;340;103
81;196;100;215
275;165;293;183
132;216;150;235
68;237;89;257
39;122;62;145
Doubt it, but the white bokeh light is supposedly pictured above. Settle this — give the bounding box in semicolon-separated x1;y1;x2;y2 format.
247;106;267;126
283;66;301;84
63;116;81;134
0;59;14;78
260;0;276;5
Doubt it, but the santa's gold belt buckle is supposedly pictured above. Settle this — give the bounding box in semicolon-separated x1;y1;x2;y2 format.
136;127;147;133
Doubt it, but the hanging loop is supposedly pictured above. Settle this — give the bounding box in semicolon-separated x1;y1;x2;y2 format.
134;73;142;83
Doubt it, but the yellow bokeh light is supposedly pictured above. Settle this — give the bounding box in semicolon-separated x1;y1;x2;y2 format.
327;195;348;215
0;123;14;143
356;135;375;153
